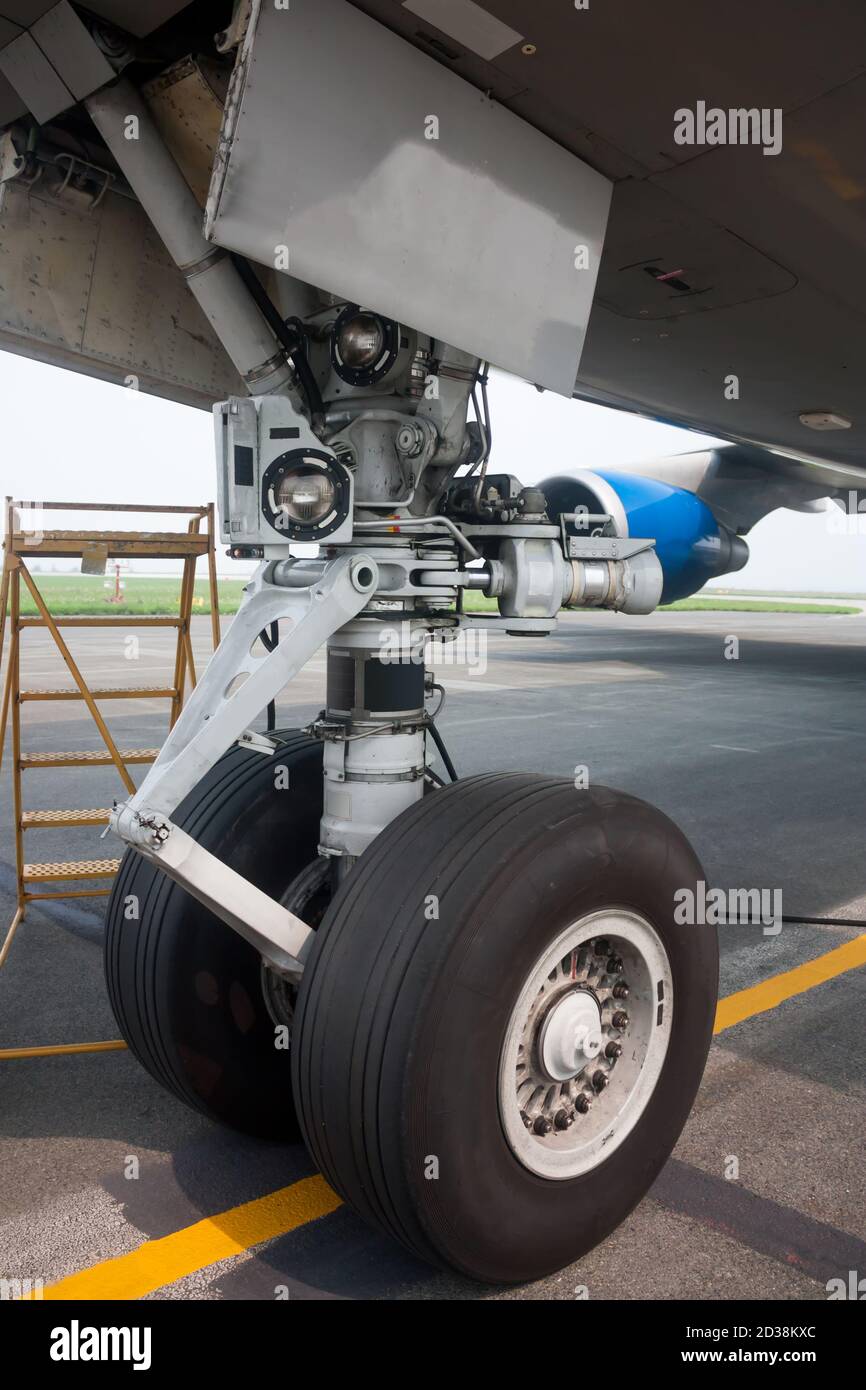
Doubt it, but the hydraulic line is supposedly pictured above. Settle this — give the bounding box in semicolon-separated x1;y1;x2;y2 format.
781;915;866;927
427;718;458;783
230;253;326;421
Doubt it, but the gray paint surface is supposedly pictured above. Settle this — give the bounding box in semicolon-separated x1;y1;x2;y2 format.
206;0;611;395
0;29;72;122
0;180;243;407
401;0;523;61
349;0;866;467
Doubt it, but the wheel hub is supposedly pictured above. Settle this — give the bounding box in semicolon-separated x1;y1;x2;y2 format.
499;910;673;1180
539;989;603;1080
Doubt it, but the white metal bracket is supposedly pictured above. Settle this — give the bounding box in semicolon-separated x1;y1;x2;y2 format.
110;551;379;976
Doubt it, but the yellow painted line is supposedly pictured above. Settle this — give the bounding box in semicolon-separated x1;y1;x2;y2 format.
715;931;866;1035
37;1175;342;1300
25;932;866;1301
0;1040;127;1060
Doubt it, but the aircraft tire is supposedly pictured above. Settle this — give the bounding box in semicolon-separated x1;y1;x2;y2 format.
292;773;718;1283
104;731;324;1139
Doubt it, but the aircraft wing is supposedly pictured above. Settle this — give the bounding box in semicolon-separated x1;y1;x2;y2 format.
346;1;866;476
0;0;863;481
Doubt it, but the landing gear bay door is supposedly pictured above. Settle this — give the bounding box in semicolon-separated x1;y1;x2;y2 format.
205;0;612;397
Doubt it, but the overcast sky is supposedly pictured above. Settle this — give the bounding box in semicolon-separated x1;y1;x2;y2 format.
2;349;863;592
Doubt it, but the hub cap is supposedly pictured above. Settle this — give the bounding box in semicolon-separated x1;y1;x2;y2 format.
539;989;603;1080
498;910;673;1179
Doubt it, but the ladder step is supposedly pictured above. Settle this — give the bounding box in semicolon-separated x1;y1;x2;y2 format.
23;859;121;882
20;748;160;769
18;617;182;628
20;686;177;702
21;808;112;829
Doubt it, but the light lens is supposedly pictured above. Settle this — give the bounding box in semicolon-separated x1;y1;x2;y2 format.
274;468;336;524
338;313;385;370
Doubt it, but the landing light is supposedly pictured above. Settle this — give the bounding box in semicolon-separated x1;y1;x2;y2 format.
261;450;351;541
331;305;398;387
337;313;385;370
275;469;336;524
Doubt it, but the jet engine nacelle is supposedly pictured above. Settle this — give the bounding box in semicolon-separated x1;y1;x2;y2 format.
539;469;749;604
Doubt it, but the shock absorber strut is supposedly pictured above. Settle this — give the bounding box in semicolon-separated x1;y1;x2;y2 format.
317;618;429;875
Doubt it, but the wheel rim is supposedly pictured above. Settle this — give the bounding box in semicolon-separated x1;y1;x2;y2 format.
498;909;673;1180
261;858;332;1028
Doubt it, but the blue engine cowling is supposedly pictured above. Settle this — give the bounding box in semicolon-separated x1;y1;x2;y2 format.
539;469;749;605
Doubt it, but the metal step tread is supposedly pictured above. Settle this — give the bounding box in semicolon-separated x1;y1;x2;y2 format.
20;686;176;702
21;808;112;828
18;617;182;628
19;748;159;768
23;859;121;882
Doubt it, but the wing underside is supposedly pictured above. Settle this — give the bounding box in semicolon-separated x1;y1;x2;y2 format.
0;0;863;477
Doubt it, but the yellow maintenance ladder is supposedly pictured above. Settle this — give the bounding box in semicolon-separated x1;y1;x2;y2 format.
0;499;221;967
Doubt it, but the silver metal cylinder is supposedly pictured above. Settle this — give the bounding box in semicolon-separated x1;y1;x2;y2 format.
318;618;428;861
85;80;294;396
562;550;663;615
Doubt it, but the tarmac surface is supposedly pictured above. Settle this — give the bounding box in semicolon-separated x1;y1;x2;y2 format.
1;606;865;1300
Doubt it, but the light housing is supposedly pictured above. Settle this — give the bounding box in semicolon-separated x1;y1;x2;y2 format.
331;304;398;387
261;449;351;541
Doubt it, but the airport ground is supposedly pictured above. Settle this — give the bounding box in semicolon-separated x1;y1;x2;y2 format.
1;606;865;1300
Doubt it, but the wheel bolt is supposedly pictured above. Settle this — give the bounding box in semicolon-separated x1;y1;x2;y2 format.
592;1070;609;1092
520;1110;532;1130
605;1041;623;1060
594;939;611;957
612;1010;629;1030
554;1108;574;1131
533;1115;553;1136
606;955;623;974
612;982;629;999
575;1094;592;1114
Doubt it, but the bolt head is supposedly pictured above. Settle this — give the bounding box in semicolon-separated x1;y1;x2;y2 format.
612;1010;629;1030
605;1041;623;1060
533;1115;553;1136
592;1070;609;1092
575;1094;591;1114
612;983;630;999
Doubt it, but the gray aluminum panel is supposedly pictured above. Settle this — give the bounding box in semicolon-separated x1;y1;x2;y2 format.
0;3;53;26
0;0;187;38
401;0;522;60
31;3;114;100
207;0;611;395
0;29;72;122
0;180;243;407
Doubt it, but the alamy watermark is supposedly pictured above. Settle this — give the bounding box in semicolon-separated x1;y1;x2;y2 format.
674;881;782;936
50;1321;151;1370
826;492;866;536
378;621;487;677
1;1276;43;1300
674;102;783;157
